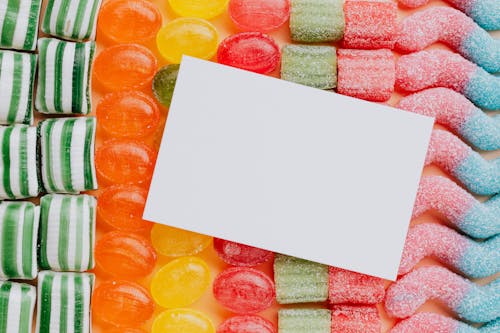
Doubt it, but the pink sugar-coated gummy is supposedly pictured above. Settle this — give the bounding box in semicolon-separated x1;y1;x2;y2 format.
385;266;470;319
426;129;470;173
397;0;472;10
228;0;290;32
398;223;468;276
396;50;477;93
213;267;275;314
329;267;385;305
331;305;381;333
395;7;476;53
337;49;395;102
343;0;397;49
390;313;461;333
412;176;475;221
397;88;474;132
214;238;274;267
217;315;276;333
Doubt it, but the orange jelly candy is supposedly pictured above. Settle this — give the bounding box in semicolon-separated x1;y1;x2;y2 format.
92;280;155;327
95;231;157;278
96;91;161;140
104;329;146;333
93;44;157;92
98;0;162;44
95;139;156;186
97;185;152;232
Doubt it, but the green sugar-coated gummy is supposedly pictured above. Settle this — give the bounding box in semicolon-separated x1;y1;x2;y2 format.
290;0;344;42
278;309;331;333
152;64;180;107
0;0;42;51
0;281;36;333
281;45;337;90
274;254;329;304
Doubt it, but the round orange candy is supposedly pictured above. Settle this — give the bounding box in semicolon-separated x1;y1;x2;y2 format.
95;231;157;278
97;185;152;232
93;44;157;91
98;0;162;44
95;139;156;186
96;91;160;139
92;280;155;327
150;224;212;257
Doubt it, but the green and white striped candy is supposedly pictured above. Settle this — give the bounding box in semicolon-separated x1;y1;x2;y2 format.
42;0;102;41
0;201;39;280
0;125;39;200
0;50;36;125
0;281;36;333
36;38;95;115
39;117;97;194
0;0;42;51
36;271;94;333
39;194;96;272
278;309;331;333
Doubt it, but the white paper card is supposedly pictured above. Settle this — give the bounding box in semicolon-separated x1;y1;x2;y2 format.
144;56;434;280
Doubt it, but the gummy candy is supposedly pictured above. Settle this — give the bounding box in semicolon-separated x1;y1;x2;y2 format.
278;309;331;333
150;256;211;308
213;238;274;267
228;0;290;32
95;231;157;278
328;267;385;305
95;139;156;186
150;224;212;257
156;18;219;64
213;267;275;314
330;305;381;333
92;280;154;327
217;32;280;74
152;65;180;107
97;185;152;232
96;91;160;139
152;309;215;333
168;0;228;19
391;312;499;333
217;315;275;333
97;0;162;44
93;43;157;92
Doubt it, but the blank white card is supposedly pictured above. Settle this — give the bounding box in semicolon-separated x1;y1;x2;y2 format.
144;56;434;280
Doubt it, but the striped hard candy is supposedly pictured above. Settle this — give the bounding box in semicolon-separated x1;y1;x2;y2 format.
0;281;36;333
0;0;42;51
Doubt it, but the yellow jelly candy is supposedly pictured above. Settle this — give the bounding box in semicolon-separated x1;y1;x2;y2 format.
151;257;211;308
150;224;212;257
168;0;228;19
152;309;215;333
156;18;219;63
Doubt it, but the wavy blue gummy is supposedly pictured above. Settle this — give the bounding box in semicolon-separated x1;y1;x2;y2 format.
461;111;500;151
481;317;500;333
459;194;500;238
467;0;500;31
458;234;500;279
463;69;500;110
454;154;500;195
456;278;500;323
460;29;500;73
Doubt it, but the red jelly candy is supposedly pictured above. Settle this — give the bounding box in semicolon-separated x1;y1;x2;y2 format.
213;267;275;314
328;267;385;305
228;0;290;32
330;305;381;333
95;139;156;186
343;0;397;49
337;49;395;102
95;231;157;278
217;315;275;333
213;238;273;267
217;32;280;74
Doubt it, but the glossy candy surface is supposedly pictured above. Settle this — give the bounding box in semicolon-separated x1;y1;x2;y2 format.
228;0;290;32
168;0;228;19
217;315;276;333
95;231;157;278
152;65;180;107
152;309;215;333
217;32;280;74
97;0;162;44
104;328;147;333
156;18;219;63
150;257;211;308
214;238;274;267
92;280;155;327
151;224;212;257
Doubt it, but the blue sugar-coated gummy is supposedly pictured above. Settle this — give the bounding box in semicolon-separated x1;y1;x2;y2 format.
456;278;500;323
459;235;500;279
481;317;500;333
464;69;500;110
459;194;500;238
461;110;500;151
468;0;500;31
454;154;500;196
460;29;500;73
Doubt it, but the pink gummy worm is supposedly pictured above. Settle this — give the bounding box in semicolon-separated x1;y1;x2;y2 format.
396;50;477;93
397;88;474;132
425;129;471;173
385;266;470;319
398;223;468;276
390;312;464;333
412;176;475;220
397;0;473;11
395;7;476;53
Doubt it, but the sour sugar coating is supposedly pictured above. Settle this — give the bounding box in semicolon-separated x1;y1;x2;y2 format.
396;50;500;110
397;88;500;151
337;49;395;102
330;305;381;333
396;0;500;31
0;281;36;333
343;0;397;49
278;309;331;333
390;312;488;333
482;318;500;333
425;129;500;196
399;223;500;278
385;266;500;323
217;315;276;333
214;238;274;267
413;176;500;238
228;0;290;32
395;7;499;73
328;267;385;305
